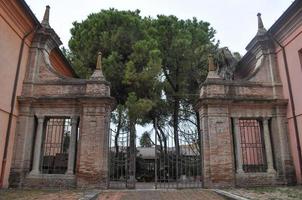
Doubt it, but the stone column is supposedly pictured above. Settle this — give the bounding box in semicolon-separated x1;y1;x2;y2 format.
66;116;79;175
9;113;35;187
234;118;244;173
262;118;276;173
29;115;44;175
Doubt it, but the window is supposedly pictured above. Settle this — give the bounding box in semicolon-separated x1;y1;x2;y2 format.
41;117;71;174
239;119;267;173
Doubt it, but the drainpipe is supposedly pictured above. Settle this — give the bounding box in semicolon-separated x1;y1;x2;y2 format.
268;32;302;181
0;28;36;188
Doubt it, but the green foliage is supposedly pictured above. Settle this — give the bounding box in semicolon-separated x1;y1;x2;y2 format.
69;9;147;104
153;15;217;102
67;9;219;139
126;92;154;122
139;131;153;147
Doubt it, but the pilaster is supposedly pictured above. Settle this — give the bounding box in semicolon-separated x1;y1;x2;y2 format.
66;116;79;175
29;115;44;175
233;118;244;173
262;118;276;173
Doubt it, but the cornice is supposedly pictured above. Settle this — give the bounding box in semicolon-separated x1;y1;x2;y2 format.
0;0;37;39
269;1;302;43
195;97;288;110
18;96;116;110
202;78;282;88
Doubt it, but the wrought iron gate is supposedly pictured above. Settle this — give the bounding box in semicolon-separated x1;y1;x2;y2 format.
154;129;202;189
108;129;136;189
108;128;202;189
108;129;128;188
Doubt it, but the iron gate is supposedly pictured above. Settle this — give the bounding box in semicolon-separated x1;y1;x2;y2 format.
154;129;202;189
108;129;136;189
108;129;128;188
239;119;267;173
108;128;202;189
41;117;71;174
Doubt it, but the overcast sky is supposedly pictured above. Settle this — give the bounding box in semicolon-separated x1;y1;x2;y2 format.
26;0;294;55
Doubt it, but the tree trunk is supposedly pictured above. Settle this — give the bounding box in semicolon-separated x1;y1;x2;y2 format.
115;107;123;157
173;97;180;178
173;98;180;156
157;125;167;155
153;119;163;152
195;111;201;152
128;118;136;188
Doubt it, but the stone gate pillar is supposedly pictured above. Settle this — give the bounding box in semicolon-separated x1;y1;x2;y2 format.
197;55;235;188
199;104;235;188
76;53;115;188
197;51;295;188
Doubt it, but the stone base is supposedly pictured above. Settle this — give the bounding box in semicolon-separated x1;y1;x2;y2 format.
235;172;282;187
9;171;28;188
204;180;235;189
23;174;76;188
76;171;107;189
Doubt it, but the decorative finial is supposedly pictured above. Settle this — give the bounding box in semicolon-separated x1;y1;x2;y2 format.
208;54;215;71
90;52;105;80
41;5;51;28
257;13;267;35
96;52;102;70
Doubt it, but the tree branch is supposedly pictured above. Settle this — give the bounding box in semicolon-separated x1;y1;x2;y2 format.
179;117;198;127
162;65;176;91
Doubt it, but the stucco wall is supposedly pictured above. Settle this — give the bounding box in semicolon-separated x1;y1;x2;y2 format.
276;27;302;183
0;8;32;187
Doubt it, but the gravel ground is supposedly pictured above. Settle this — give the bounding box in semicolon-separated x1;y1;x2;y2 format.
0;189;85;200
6;187;302;200
227;186;302;200
0;189;226;200
98;189;226;200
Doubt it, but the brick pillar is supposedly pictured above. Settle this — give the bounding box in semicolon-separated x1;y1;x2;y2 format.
199;105;235;188
77;102;111;188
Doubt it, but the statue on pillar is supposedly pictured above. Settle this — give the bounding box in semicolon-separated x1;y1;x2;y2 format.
217;47;240;80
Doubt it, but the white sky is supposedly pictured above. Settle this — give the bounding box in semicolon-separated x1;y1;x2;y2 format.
25;0;294;55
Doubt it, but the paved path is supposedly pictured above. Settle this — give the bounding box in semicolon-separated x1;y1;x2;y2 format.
98;189;226;200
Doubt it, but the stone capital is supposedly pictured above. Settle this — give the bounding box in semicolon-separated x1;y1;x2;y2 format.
71;116;79;125
263;117;270;124
36;115;44;123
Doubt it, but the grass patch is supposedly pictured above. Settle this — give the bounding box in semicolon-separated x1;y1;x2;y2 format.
247;186;277;193
227;186;302;200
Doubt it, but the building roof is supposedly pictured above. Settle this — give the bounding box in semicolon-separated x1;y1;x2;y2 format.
137;147;155;159
236;0;302;79
137;145;200;159
268;0;302;35
19;0;41;25
242;0;302;53
19;0;78;77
